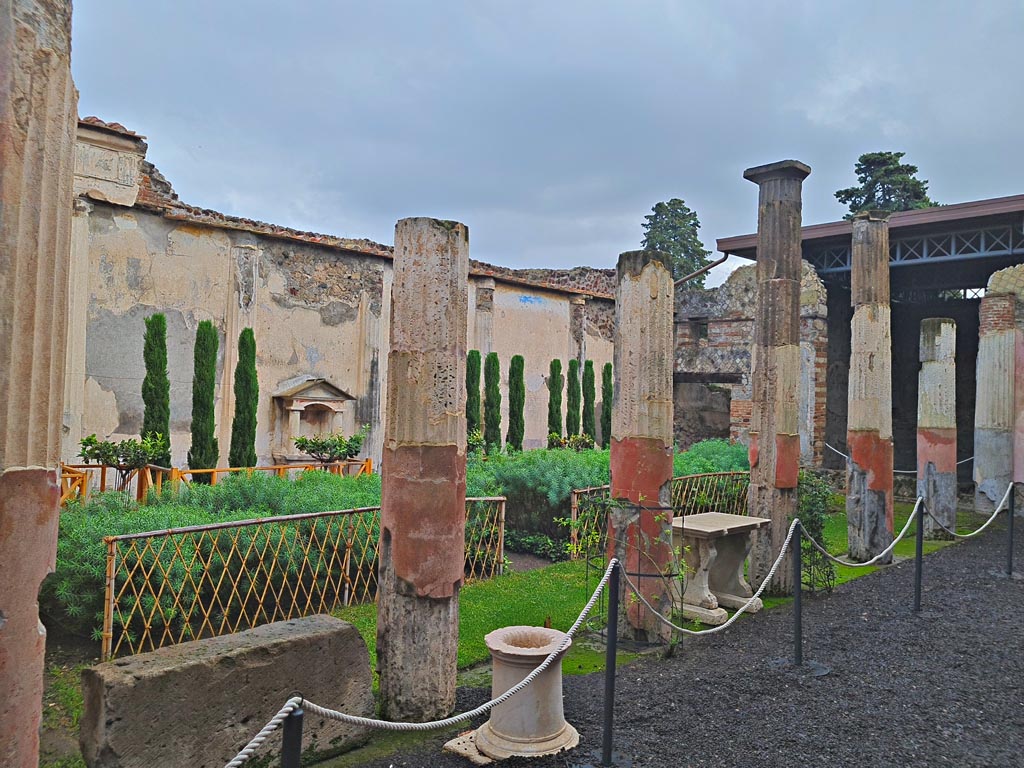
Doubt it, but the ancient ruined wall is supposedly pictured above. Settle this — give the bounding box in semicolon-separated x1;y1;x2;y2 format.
484;284;613;448
674;262;827;464
69;202;389;466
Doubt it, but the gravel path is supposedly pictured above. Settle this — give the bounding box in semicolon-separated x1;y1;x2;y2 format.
349;525;1024;768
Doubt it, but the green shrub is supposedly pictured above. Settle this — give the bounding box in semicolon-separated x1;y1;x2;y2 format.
547;359;563;437
293;425;369;464
797;470;836;594
566;359;581;436
582;360;596;440
466;350;481;438
483;352;501;453
506;354;525;452
188;320;219;476
504;530;569;562
142;313;171;466
228;328;258;468
601;362;613;448
673;438;749;475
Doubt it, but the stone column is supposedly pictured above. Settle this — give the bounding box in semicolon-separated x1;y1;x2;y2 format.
377;218;468;720
608;250;674;643
918;318;957;538
0;2;77;766
974;293;1017;513
846;211;894;561
473;277;495;354
744;160;810;593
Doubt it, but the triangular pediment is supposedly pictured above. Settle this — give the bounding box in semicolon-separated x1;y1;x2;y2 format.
273;375;354;401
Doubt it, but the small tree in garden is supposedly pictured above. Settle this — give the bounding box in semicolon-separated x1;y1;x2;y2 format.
294;425;370;466
229;328;259;468
483;352;502;453
547;359;563;438
466;349;482;439
79;433;167;500
601;362;613;448
188;320;219;479
566;358;581;436
141;313;171;466
506;354;525;452
582;360;596;440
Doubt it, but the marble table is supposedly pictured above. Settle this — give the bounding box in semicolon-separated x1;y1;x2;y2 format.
672;512;771;626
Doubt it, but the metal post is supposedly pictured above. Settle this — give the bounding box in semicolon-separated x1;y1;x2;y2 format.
914;502;924;612
281;707;304;768
1008;484;1015;577
601;561;620;767
792;523;802;666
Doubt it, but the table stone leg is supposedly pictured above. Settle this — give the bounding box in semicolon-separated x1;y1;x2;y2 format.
709;533;763;613
680;537;728;625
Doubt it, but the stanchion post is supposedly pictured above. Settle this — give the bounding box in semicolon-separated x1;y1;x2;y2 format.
1008;484;1015;577
914;502;924;612
601;561;620;767
281;707;304;768
792;523;802;667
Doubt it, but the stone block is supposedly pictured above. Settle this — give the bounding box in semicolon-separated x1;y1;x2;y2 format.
80;615;372;768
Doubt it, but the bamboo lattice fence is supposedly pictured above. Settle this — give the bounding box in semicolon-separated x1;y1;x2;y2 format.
100;497;505;659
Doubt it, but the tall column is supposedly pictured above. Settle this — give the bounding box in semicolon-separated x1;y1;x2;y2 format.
0;2;77;766
845;211;894;561
744;160;810;593
608;250;674;643
974;293;1016;512
377;218;468;720
918;318;957;538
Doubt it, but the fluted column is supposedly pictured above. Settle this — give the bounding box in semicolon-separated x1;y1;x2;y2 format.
0;2;77;766
744;160;811;594
377;217;468;720
918;318;957;538
846;211;894;562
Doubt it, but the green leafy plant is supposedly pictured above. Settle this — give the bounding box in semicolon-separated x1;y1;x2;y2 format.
582;360;596;440
483;352;502;453
506;354;525;452
503;530;569;562
141;313;171;466
187;320;219;479
796;470;836;594
468;428;485;455
228;328;258;468
547;359;563;438
293;425;370;465
466;349;482;438
79;433;168;493
566;358;581;436
567;433;595;452
601;362;612;448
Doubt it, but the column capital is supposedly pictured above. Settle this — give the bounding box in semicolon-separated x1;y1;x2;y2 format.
616;249;672;281
852;209;892;223
743;160;811;185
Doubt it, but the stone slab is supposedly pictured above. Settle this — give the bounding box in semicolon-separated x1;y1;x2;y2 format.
80;615;372;768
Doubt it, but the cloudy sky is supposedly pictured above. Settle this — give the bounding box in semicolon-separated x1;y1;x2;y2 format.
72;1;1023;284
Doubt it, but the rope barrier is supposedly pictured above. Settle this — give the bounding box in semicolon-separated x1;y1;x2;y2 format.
619;519;800;637
824;443;974;474
923;483;1013;540
223;559;619;766
801;498;923;568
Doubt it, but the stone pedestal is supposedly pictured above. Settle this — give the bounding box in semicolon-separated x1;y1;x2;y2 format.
473;626;578;760
846;211;894;562
918;318;957;538
607;250;675;643
744;160;811;593
377;218;469;721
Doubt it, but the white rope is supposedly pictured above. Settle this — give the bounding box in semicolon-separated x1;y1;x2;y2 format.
620;519;799;637
802;498;923;567
223;560;619;765
924;482;1012;540
957;456;974;466
826;443;973;473
825;443;849;460
223;697;302;768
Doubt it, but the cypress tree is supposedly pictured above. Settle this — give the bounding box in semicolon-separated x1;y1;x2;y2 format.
188;320;220;476
229;327;259;468
506;354;525;451
547;359;563;438
601;362;613;448
141;313;171;466
566;358;581;436
483;352;502;453
466;349;482;438
582;360;596;440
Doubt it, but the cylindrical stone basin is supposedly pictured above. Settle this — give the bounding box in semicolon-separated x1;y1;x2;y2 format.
474;626;579;759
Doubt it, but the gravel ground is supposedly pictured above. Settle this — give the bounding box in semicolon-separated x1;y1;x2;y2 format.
349;525;1024;768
